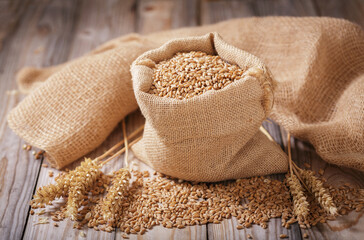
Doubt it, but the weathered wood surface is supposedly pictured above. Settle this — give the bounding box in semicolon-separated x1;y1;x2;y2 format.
0;0;363;240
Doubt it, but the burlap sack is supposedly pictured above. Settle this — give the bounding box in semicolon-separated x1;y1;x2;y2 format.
130;33;287;181
7;37;156;168
8;17;364;173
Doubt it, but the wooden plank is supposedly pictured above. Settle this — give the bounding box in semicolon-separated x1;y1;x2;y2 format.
68;0;137;59
21;0;139;239
0;0;31;51
200;0;316;239
201;0;316;25
253;0;317;16
201;0;255;25
0;0;83;239
137;0;199;34
0;0;31;103
30;0;83;67
313;0;364;27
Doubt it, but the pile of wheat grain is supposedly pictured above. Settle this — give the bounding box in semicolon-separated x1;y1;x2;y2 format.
149;51;245;99
31;168;364;237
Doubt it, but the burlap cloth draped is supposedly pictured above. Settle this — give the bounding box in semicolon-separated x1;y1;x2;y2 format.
7;17;364;176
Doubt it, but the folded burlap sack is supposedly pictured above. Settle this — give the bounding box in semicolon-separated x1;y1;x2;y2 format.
7;17;364;173
130;33;287;181
7;36;156;168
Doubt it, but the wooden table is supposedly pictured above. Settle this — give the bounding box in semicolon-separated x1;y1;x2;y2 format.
1;0;364;239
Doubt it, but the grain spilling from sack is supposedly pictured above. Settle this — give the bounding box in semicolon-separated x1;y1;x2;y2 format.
149;51;245;99
30;169;364;235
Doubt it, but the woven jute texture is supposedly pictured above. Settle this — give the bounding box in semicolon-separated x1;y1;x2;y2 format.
131;33;287;181
7;17;364;174
7;37;156;168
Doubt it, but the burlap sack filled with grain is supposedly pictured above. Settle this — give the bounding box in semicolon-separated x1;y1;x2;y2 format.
8;17;364;172
130;33;287;181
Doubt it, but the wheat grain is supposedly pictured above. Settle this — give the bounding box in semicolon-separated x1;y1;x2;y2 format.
149;51;245;99
30;163;364;235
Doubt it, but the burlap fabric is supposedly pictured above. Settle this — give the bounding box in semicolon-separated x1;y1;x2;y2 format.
130;33;287;181
7;17;364;174
7;36;156;168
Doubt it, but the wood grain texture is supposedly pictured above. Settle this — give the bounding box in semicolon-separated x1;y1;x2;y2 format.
313;0;364;27
201;0;316;25
1;0;364;239
0;0;81;239
201;0;255;24
252;0;317;16
137;0;199;34
68;0;137;59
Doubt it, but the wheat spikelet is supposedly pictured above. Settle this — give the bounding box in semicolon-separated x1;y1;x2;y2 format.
66;158;102;220
31;157;105;207
301;169;337;215
286;174;310;226
101;168;131;225
31;170;73;207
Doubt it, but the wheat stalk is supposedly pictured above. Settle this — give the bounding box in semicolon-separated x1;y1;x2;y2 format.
286;133;310;227
300;169;338;215
286;174;310;226
286;133;337;216
101;168;131;225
